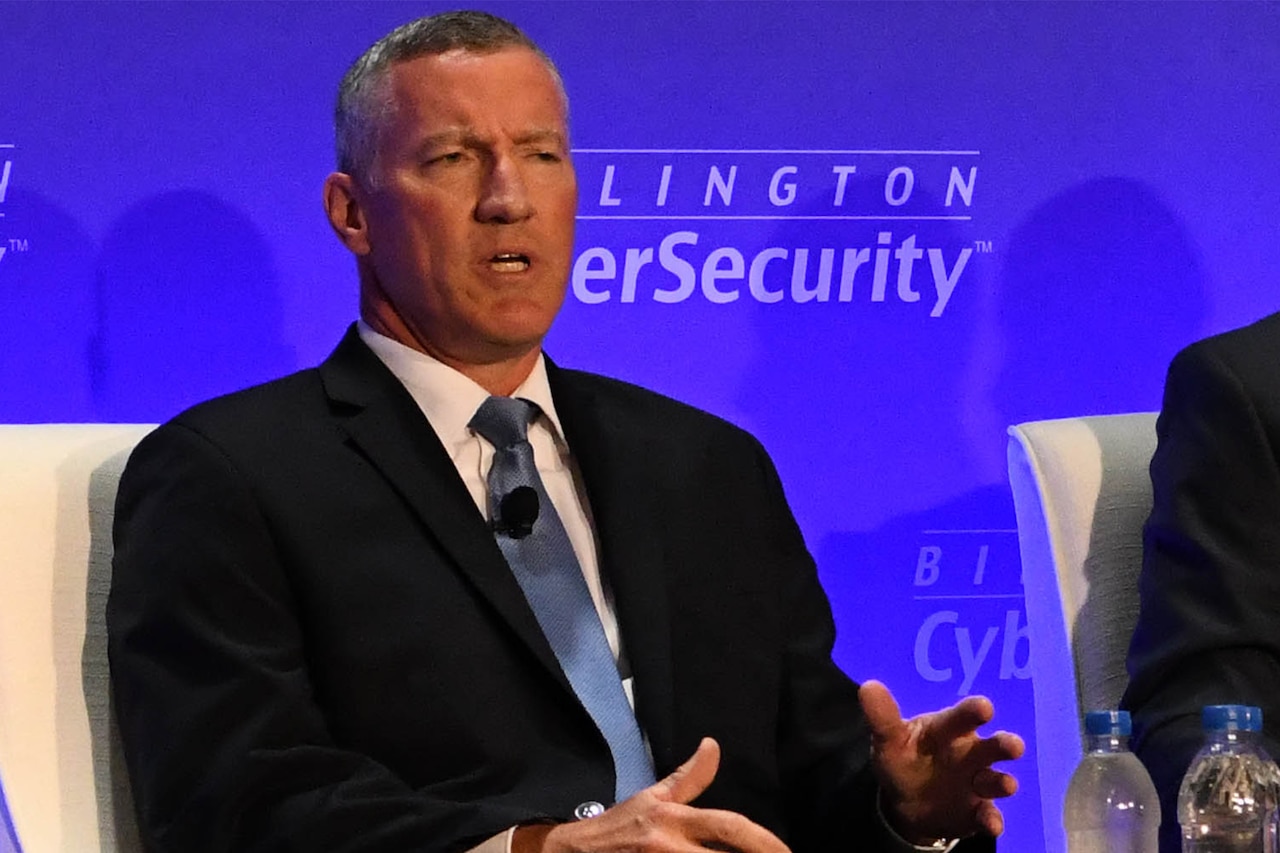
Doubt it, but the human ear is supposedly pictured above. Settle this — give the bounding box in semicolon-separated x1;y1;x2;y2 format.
322;172;372;256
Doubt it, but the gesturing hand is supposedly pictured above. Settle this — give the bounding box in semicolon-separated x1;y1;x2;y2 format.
858;679;1024;844
514;738;791;853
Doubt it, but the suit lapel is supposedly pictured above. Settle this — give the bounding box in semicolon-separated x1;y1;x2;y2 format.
549;362;678;774
317;328;572;696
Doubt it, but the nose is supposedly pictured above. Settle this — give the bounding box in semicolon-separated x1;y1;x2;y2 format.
475;154;532;224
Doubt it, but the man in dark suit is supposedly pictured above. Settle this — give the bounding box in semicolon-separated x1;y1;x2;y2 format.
1124;309;1280;852
108;11;1021;852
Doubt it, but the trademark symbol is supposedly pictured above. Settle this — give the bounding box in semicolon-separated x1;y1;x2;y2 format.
973;239;993;253
0;237;28;263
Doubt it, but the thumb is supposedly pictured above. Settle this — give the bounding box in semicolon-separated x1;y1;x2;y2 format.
858;679;906;744
651;737;720;805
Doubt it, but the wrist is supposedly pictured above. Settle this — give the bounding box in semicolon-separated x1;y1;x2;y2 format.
877;788;956;849
511;823;557;853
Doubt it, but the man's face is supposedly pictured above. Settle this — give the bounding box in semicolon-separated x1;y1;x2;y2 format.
351;47;577;368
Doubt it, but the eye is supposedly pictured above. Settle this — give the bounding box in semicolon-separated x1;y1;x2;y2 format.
533;151;562;163
426;151;465;166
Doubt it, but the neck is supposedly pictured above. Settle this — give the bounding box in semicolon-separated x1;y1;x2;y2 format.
446;349;541;397
359;306;540;397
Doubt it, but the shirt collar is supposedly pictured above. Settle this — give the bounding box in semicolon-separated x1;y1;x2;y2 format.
357;321;568;454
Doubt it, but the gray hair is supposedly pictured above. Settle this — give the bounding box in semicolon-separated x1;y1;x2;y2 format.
335;10;566;184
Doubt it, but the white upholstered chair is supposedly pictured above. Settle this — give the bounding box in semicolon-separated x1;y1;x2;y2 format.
0;424;154;852
1007;412;1158;853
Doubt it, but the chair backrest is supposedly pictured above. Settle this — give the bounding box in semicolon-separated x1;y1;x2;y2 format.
0;424;155;853
1007;412;1158;853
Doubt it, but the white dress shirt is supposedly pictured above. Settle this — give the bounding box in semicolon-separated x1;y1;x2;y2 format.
357;322;625;670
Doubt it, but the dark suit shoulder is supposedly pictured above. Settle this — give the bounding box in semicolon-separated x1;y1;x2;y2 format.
155;325;401;453
1160;310;1280;456
552;366;759;446
1170;309;1280;393
148;367;329;453
117;365;355;498
173;368;323;425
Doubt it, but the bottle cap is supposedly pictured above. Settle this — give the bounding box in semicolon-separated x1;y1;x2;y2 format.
1084;709;1131;736
1202;705;1263;732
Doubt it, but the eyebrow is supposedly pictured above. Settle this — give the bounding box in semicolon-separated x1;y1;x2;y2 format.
414;127;567;155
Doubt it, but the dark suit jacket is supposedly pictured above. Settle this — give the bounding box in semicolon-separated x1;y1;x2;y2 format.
1123;310;1280;853
108;327;995;853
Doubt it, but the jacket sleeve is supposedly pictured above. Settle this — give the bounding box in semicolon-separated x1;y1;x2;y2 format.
1123;341;1280;851
749;439;995;853
107;422;540;853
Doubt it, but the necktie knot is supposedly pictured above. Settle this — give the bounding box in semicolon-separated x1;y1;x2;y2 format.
470;396;537;451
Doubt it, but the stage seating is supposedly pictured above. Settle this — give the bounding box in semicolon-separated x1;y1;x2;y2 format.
1007;413;1158;853
0;425;153;852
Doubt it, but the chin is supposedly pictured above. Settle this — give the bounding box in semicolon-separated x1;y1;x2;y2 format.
481;308;558;343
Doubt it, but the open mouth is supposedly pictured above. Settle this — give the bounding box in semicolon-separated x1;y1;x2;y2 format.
489;253;530;272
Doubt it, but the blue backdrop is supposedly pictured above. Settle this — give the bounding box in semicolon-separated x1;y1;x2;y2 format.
3;3;1279;849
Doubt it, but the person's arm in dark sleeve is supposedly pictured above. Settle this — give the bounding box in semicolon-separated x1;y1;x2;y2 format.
107;423;537;853
753;439;1004;852
1124;340;1280;851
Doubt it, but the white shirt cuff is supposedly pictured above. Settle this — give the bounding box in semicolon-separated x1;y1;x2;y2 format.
464;826;516;853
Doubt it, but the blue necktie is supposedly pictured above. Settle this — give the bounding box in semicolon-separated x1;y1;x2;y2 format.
469;395;656;803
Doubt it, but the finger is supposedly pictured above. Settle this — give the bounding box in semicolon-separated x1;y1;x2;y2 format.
858;680;906;743
652;737;721;805
925;695;995;744
995;730;1026;760
972;767;1019;799
962;731;1026;767
684;807;792;853
975;799;1005;837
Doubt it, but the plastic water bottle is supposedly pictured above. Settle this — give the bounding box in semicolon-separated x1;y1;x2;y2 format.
1064;709;1161;852
1179;705;1280;852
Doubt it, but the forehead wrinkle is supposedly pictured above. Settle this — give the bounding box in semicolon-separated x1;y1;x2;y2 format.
513;128;568;148
418;128;474;146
